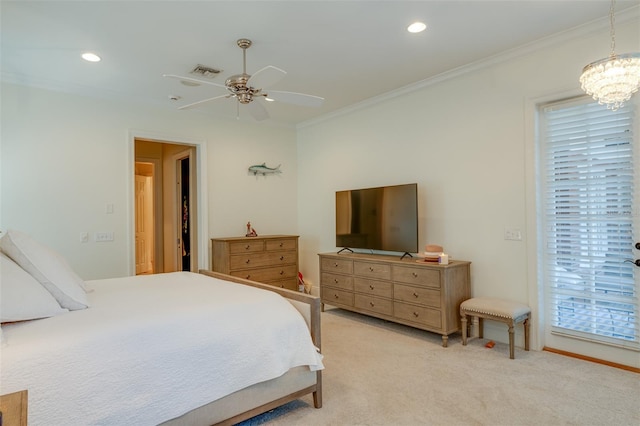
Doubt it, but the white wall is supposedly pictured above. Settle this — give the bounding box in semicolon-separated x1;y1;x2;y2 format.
296;15;640;367
1;83;298;279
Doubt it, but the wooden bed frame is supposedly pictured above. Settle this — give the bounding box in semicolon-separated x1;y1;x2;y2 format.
161;270;323;426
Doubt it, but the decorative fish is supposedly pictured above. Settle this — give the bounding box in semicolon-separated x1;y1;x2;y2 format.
248;163;282;176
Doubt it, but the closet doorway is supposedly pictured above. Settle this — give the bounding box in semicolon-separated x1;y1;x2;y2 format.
134;139;198;274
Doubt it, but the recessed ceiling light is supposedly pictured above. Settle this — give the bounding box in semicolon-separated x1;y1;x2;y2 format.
81;52;101;62
407;22;427;33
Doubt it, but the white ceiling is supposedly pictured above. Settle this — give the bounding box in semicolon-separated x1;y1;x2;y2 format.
2;1;638;126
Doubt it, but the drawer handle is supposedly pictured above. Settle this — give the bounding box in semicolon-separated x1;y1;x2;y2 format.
334;278;339;284
280;284;285;288
333;262;339;267
245;245;251;250
334;294;339;299
369;267;374;272
279;270;285;275
413;292;419;298
369;302;375;307
280;256;284;261
369;285;374;290
279;242;284;247
245;275;251;279
413;312;419;318
412;272;418;278
245;259;251;264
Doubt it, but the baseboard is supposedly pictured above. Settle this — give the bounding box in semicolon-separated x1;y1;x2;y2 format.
543;346;640;374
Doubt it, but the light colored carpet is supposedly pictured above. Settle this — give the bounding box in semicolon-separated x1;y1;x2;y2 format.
242;307;639;426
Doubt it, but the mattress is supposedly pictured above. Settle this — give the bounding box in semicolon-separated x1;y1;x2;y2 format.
0;272;323;425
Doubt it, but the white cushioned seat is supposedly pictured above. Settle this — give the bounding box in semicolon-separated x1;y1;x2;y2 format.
460;297;530;320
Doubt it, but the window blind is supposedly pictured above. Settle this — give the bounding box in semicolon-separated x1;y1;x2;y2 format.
540;98;638;349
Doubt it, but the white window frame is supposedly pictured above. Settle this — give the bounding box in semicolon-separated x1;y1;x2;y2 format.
538;96;638;351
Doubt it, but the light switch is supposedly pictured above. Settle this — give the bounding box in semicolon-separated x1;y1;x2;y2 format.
504;227;522;241
95;231;114;242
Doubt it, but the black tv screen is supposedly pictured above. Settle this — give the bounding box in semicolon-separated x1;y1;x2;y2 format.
335;183;418;253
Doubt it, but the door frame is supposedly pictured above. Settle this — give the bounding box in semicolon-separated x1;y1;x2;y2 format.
127;130;208;276
525;90;640;368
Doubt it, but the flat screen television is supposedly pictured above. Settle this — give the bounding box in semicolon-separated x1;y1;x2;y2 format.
335;183;418;255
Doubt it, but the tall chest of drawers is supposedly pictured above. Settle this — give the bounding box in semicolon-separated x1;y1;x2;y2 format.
212;235;299;290
319;252;471;347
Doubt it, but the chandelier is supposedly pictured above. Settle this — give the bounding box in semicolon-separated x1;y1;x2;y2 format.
579;0;640;110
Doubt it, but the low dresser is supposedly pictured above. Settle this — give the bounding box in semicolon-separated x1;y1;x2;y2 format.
320;252;471;347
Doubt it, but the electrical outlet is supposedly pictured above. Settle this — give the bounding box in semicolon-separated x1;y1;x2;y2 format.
504;228;522;241
80;232;89;243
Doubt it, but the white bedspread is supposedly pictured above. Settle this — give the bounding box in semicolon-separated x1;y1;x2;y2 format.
0;272;323;425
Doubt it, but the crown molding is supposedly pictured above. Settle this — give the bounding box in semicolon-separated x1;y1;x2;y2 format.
298;5;640;130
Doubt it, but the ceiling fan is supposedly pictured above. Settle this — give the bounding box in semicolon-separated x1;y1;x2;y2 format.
163;38;324;120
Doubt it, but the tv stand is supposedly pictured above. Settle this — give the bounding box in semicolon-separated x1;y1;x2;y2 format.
319;252;471;347
337;247;354;254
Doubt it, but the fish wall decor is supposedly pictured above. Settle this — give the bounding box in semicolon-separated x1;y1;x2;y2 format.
248;163;282;176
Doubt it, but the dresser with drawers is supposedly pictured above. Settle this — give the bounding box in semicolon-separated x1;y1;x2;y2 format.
319;252;471;347
211;235;299;290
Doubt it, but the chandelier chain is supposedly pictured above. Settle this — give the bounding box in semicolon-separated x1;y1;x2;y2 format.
609;0;616;57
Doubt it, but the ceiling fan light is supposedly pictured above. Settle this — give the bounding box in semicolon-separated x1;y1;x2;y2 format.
580;53;640;110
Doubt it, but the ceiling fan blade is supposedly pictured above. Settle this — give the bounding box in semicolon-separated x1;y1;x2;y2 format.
163;74;227;89
248;66;286;89
178;94;229;110
246;100;270;121
266;90;324;108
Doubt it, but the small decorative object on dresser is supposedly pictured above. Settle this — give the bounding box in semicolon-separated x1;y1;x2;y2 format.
212;235;299;290
319;251;471;347
245;221;258;237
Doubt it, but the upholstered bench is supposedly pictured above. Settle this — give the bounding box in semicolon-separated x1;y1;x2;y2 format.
460;297;531;359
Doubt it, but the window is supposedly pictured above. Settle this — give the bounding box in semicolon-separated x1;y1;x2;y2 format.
539;97;638;349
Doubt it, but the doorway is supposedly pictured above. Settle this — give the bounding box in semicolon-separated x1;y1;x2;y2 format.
134;139;198;274
135;162;155;274
177;155;191;271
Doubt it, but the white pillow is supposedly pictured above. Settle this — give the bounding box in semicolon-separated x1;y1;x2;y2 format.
1;252;68;322
0;230;89;310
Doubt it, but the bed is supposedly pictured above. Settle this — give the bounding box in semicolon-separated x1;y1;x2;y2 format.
0;230;323;426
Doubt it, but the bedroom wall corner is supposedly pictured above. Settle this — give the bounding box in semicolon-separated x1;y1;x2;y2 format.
1;82;299;279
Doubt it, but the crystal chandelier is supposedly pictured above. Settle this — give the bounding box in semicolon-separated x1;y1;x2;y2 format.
579;0;640;110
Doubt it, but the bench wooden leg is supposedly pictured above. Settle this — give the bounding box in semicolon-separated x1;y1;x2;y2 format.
508;324;515;359
461;315;468;346
478;317;483;339
524;317;530;351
